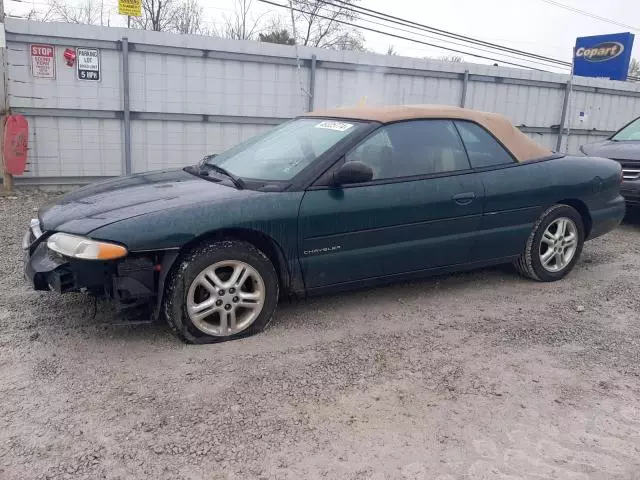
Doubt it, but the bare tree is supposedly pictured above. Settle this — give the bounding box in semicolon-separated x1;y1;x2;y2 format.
386;45;397;56
49;0;108;25
440;55;463;63
218;0;267;40
132;0;178;32
36;0;204;33
172;0;207;35
291;0;364;50
7;5;56;22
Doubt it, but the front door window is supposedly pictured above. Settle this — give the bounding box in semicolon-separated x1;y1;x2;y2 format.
344;119;471;179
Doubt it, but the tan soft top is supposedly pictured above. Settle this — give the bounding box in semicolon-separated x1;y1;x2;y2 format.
304;104;551;162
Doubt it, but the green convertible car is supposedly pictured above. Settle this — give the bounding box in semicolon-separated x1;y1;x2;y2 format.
24;105;625;343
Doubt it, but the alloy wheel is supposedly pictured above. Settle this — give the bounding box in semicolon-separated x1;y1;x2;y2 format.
186;260;265;336
539;217;578;273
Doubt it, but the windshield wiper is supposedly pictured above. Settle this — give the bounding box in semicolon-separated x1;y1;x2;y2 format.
200;163;245;190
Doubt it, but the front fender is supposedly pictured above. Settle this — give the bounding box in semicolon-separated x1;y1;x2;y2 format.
88;192;304;253
89;191;306;303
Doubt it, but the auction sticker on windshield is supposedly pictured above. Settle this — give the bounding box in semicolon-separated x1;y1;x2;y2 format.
315;121;354;132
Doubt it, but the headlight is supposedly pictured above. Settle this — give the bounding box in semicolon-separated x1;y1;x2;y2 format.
47;233;128;261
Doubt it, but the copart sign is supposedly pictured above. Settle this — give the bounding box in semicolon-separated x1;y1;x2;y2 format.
575;42;624;62
574;32;634;81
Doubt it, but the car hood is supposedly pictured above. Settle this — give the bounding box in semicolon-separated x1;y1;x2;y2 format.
39;168;259;235
581;140;640;161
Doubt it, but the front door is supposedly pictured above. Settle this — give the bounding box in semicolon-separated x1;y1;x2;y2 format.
298;119;484;290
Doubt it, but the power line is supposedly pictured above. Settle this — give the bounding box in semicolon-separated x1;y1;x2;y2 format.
538;0;640;32
317;0;569;70
312;1;564;67
258;0;558;71
327;0;571;68
299;0;640;78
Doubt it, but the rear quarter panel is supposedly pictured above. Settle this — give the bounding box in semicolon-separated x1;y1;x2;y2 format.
474;155;622;259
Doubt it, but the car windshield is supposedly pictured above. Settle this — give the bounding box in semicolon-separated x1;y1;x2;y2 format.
612;117;640;141
204;118;365;181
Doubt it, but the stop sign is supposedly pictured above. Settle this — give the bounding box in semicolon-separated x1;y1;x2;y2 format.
3;115;28;175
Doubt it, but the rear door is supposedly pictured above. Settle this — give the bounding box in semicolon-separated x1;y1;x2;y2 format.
454;120;551;260
298;119;484;290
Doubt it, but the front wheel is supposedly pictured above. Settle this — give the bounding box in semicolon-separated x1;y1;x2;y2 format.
164;240;279;344
515;204;585;282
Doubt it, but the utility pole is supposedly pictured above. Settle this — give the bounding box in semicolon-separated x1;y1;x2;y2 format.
0;0;13;193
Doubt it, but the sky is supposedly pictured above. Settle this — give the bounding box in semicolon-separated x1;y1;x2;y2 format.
5;0;640;74
359;0;639;65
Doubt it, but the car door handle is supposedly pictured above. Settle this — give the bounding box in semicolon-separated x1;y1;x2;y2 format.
452;192;476;205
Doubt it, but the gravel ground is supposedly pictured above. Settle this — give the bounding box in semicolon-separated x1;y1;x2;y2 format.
2;192;640;480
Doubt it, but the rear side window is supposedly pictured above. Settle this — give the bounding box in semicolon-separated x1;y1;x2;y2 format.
455;121;515;168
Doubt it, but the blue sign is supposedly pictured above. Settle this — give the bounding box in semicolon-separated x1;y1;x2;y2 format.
574;32;635;81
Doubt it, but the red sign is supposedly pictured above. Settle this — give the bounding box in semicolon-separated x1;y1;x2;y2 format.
31;44;54;57
3;115;29;176
30;44;55;78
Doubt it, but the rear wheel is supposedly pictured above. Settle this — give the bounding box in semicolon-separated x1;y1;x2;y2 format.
515;204;584;282
164;240;279;344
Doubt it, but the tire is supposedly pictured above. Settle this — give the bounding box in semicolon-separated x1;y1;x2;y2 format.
164;240;279;344
514;204;584;282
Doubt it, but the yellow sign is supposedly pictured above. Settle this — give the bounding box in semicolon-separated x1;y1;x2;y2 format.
118;0;142;17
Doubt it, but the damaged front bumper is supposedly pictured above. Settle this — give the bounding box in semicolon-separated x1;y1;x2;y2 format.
23;219;120;294
23;219;175;316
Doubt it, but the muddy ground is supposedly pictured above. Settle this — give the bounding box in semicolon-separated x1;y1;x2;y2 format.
1;192;640;480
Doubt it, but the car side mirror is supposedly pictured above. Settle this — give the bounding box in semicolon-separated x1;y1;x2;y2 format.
333;161;374;185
